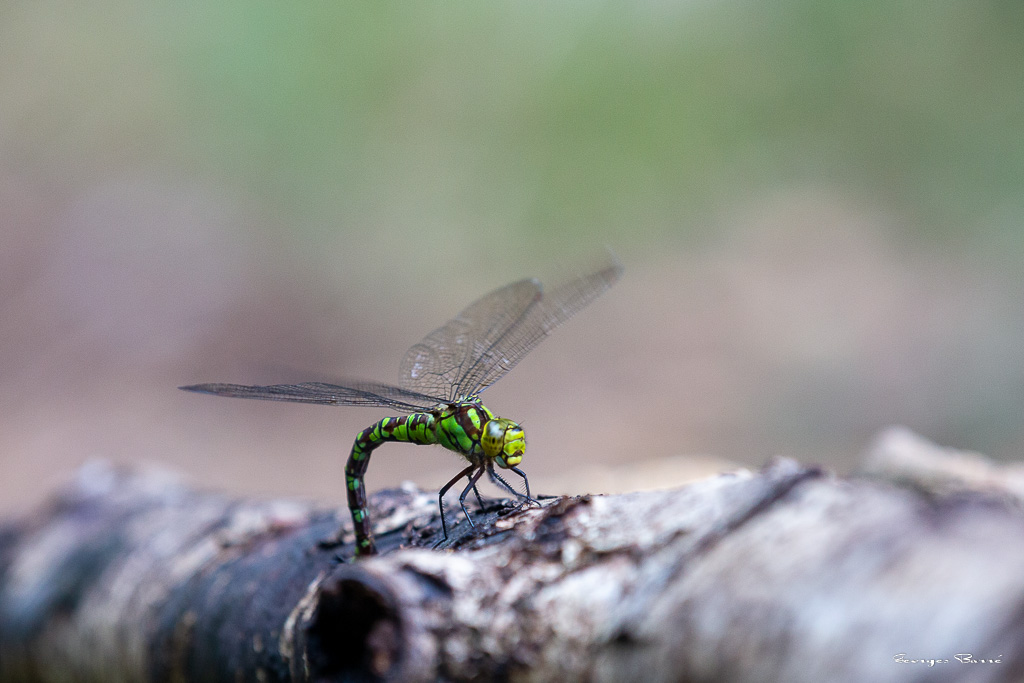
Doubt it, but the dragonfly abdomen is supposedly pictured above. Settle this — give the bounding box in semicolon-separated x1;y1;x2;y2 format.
346;412;438;555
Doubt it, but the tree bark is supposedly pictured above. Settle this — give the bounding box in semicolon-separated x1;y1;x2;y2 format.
2;432;1023;682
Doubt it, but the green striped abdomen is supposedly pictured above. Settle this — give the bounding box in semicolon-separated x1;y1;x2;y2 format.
345;412;437;555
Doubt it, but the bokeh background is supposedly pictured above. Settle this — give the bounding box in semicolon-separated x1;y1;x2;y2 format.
3;2;1023;516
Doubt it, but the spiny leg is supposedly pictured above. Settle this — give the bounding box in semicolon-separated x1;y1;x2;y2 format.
487;467;526;500
488;463;539;505
472;483;503;513
458;467;486;530
472;484;486;510
510;466;538;504
436;464;476;546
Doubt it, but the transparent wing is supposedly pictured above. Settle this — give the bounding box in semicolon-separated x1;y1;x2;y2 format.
453;258;623;397
399;256;623;400
399;279;543;401
180;381;445;412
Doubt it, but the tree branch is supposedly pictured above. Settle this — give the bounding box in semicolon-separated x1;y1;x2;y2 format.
2;433;1024;682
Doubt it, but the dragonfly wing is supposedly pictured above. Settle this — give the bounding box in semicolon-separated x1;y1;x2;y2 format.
399;256;622;401
452;257;623;397
399;279;543;401
180;381;445;412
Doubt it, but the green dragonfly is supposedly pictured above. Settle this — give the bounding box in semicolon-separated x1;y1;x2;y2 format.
181;259;622;556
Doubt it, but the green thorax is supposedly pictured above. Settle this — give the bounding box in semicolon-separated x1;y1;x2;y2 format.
438;396;525;468
432;396;496;457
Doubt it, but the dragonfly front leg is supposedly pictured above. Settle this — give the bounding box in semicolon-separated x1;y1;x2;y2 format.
487;463;540;506
510;466;537;503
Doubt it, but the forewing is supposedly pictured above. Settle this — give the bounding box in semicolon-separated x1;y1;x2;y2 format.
180;381;444;412
399;279;543;401
452;257;623;397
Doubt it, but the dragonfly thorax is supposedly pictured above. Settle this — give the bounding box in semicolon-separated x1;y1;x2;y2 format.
435;397;525;467
482;417;525;468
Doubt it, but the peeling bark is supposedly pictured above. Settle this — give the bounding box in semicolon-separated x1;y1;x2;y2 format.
3;434;1024;682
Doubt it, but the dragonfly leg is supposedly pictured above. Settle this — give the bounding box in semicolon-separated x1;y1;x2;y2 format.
458;467;486;530
472;483;497;512
510;466;539;505
437;464;476;545
487;464;538;505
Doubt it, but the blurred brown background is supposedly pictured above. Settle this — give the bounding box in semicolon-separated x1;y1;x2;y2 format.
2;2;1023;516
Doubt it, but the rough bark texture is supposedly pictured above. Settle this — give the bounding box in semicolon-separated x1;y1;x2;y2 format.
2;431;1023;682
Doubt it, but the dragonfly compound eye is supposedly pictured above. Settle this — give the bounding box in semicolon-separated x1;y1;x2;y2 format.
501;423;525;468
482;418;524;467
482;419;507;459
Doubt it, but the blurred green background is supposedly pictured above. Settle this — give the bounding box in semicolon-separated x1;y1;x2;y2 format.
2;1;1023;514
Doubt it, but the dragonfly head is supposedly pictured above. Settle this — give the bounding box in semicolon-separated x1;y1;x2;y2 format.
482;418;525;468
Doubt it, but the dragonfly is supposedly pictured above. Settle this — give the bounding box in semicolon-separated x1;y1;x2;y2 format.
181;258;622;556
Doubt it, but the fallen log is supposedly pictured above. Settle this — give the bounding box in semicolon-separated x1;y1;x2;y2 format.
2;433;1023;682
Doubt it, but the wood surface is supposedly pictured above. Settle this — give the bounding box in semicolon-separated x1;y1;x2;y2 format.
1;431;1022;682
